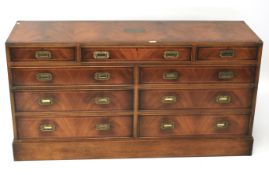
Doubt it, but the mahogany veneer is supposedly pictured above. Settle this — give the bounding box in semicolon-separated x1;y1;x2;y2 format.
6;21;263;160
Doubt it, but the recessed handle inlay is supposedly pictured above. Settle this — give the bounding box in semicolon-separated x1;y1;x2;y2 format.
35;51;52;59
215;121;229;129
40;123;55;132
96;123;111;131
93;51;110;59
94;72;110;81
95;97;110;105
219;50;235;58
39;98;54;106
161;122;175;130
216;95;231;104
36;73;53;81
161;96;177;104
163;72;179;80
218;71;234;80
163;51;179;59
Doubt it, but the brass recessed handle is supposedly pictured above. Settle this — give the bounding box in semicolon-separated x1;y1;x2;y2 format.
94;72;110;81
96;123;111;131
161;96;177;104
218;71;234;80
35;51;52;59
215;121;229;129
163;51;179;59
161;122;175;130
36;73;53;81
95;97;110;105
93;51;110;59
163;72;178;80
219;50;235;58
216;95;231;104
40;123;56;132
39;98;54;106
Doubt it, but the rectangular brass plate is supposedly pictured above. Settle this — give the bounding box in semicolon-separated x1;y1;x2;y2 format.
163;51;179;59
93;51;110;59
218;71;234;80
161;96;177;104
163;72;178;80
36;73;53;81
219;50;235;58
35;51;52;59
96;123;110;131
94;72;110;81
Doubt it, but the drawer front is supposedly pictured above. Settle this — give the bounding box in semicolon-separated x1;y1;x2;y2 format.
15;90;133;112
12;67;133;86
81;48;137;61
10;47;76;61
140;89;253;110
197;47;258;61
140;66;255;84
137;47;191;61
139;115;249;137
17;116;132;139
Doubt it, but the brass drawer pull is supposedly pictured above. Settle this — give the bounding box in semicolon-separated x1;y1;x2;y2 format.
161;96;177;104
216;95;231;104
219;50;235;58
96;123;111;131
163;51;179;59
40;123;56;132
35;51;52;59
218;71;234;80
161;122;175;130
95;97;110;105
94;72;110;81
36;73;53;81
163;72;178;80
215;121;229;129
39;98;54;106
93;51;110;59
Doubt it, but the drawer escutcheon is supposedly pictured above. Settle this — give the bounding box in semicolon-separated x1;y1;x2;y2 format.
161;122;175;130
93;51;110;59
163;72;179;80
40;123;56;132
161;96;177;104
216;95;231;104
96;123;111;131
218;71;234;80
36;73;53;81
35;51;52;59
163;51;180;59
95;97;110;105
215;121;229;129
39;98;54;106
94;72;110;81
219;50;235;58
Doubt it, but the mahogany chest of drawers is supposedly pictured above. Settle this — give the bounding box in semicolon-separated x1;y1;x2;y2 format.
6;21;263;160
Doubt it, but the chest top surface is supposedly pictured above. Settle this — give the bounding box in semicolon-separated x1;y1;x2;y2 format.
6;21;261;45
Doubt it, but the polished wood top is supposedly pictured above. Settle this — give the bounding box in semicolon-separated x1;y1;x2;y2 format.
6;21;262;45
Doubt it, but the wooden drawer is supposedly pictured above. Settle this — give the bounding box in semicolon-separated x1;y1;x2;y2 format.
12;67;133;86
139;89;253;110
15;90;133;112
139;115;249;137
81;48;137;61
81;47;191;61
197;47;258;61
137;47;191;61
17;116;132;139
9;47;76;61
140;66;255;84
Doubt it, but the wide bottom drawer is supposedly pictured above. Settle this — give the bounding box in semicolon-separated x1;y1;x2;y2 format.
17;116;133;139
139;115;249;137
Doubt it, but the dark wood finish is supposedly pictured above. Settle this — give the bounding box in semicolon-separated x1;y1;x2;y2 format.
6;21;262;160
12;67;133;86
139;89;253;110
139;115;249;137
197;47;258;61
17;116;132;139
140;66;256;84
10;47;76;61
13;137;253;160
15;90;133;112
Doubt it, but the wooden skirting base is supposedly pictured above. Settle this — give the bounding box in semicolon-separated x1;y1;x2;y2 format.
13;137;253;161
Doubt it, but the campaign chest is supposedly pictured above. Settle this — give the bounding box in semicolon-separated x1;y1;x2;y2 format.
6;21;263;160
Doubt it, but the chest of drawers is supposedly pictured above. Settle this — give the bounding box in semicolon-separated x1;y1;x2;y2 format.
6;21;262;160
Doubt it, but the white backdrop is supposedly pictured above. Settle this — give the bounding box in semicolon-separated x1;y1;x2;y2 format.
0;0;268;175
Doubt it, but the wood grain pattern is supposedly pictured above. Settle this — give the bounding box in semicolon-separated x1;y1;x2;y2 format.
140;66;256;84
139;115;249;137
15;90;133;112
12;67;133;86
10;47;76;61
139;89;253;110
17;116;132;139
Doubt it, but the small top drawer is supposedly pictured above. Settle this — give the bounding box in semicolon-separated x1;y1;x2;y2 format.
9;47;76;61
197;47;258;61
